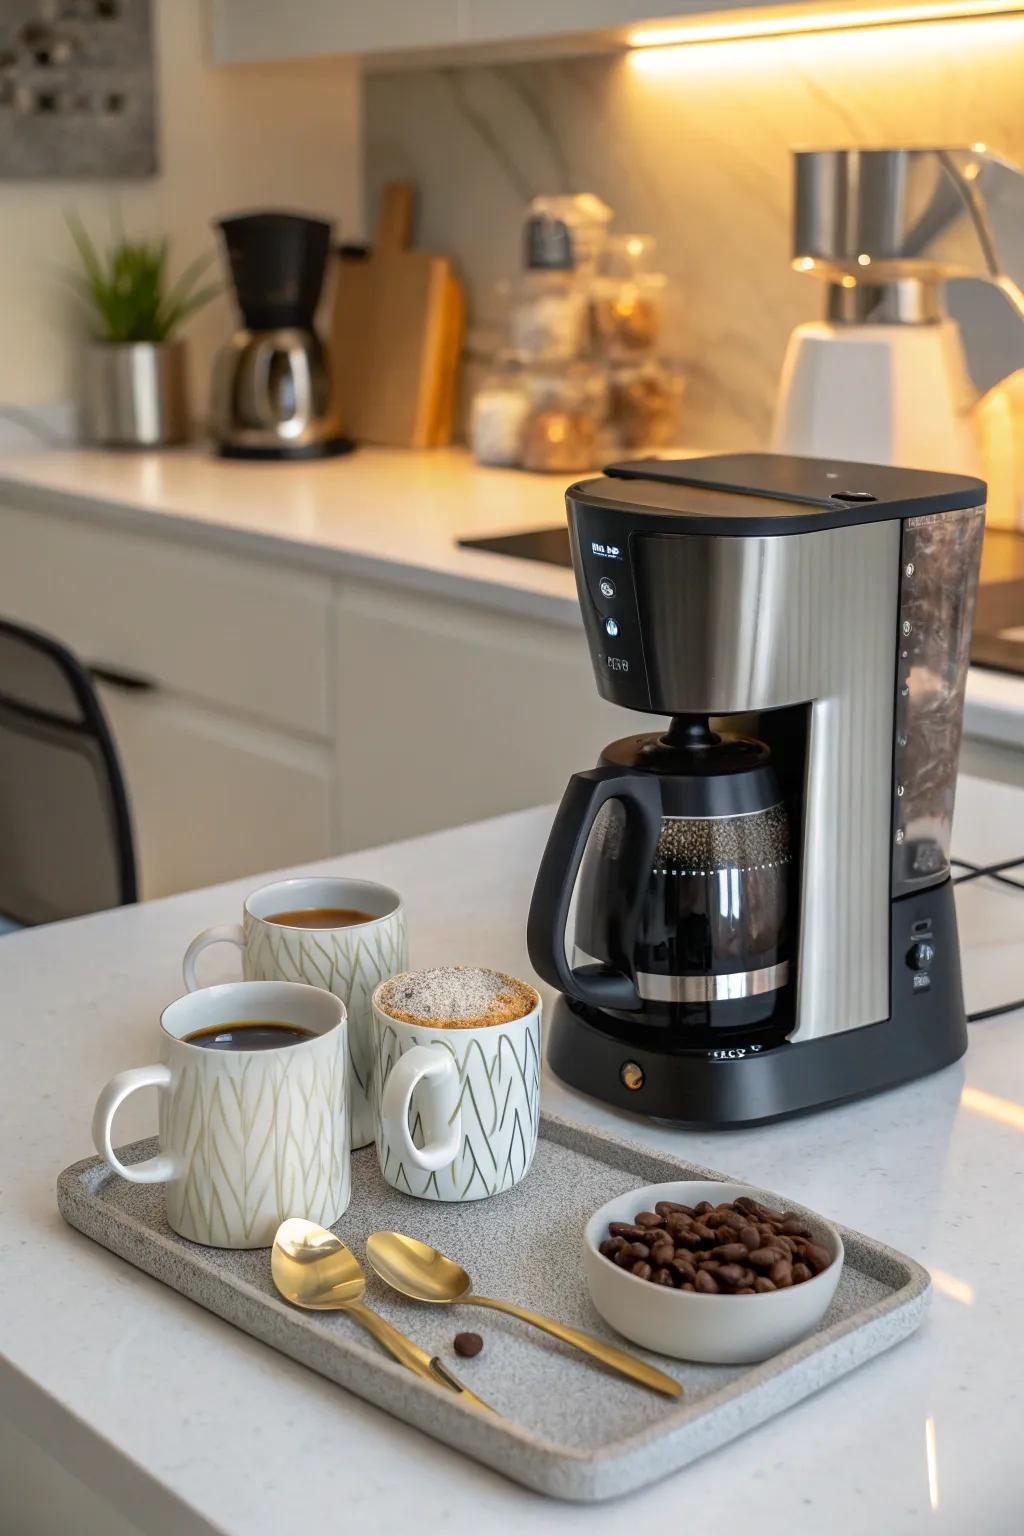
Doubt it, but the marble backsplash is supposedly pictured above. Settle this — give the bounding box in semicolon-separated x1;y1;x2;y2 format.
365;16;1024;450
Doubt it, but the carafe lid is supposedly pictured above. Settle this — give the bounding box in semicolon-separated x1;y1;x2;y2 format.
599;717;783;819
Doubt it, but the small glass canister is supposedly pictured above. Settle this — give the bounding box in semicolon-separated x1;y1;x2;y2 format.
519;362;607;473
591;235;668;363
469;355;531;467
607;359;684;452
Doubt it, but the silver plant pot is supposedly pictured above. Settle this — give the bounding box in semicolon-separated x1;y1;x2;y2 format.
80;340;189;447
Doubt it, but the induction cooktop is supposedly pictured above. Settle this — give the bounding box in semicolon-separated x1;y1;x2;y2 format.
459;523;1024;678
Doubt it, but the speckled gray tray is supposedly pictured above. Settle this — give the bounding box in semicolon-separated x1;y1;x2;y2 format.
57;1113;930;1502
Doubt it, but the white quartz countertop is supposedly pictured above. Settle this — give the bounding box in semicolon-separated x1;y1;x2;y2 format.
0;443;583;625
3;774;1024;1534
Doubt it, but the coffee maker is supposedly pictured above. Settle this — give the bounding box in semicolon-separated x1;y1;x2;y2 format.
211;211;352;460
528;453;985;1126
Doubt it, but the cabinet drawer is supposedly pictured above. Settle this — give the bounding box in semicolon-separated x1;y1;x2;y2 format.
0;502;332;738
98;684;335;899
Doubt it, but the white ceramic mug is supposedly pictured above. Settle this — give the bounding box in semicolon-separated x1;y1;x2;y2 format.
371;971;542;1202
92;980;351;1249
182;877;407;1151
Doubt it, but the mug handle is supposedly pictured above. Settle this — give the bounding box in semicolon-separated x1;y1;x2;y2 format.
182;923;246;991
379;1044;461;1172
91;1064;177;1183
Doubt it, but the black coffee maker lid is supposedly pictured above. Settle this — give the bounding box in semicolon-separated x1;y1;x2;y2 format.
216;210;334;331
600;716;782;818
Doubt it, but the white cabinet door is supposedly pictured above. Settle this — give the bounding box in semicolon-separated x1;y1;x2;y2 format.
210;0;465;63
333;580;657;849
97;682;335;899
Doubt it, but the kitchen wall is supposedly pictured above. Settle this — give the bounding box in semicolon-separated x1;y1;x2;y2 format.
0;0;361;423
365;15;1024;450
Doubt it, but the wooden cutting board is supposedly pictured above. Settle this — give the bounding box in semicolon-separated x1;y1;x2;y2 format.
330;183;464;448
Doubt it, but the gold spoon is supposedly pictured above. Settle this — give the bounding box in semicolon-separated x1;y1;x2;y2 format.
271;1219;494;1412
366;1231;682;1398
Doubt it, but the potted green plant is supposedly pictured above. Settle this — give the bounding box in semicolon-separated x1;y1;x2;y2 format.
68;212;219;447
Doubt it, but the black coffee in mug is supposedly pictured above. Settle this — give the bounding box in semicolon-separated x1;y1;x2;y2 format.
183;1021;315;1052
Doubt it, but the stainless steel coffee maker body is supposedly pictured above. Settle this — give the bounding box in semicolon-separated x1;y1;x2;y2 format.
528;453;985;1125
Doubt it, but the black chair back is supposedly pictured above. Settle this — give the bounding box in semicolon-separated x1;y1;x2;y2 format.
0;618;137;924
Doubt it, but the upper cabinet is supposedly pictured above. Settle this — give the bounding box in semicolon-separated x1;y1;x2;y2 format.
208;0;768;69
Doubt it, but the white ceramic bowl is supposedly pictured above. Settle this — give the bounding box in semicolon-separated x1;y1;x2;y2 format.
583;1181;844;1365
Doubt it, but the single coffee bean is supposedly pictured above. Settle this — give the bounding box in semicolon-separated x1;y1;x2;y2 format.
781;1217;811;1237
666;1214;694;1235
635;1211;664;1228
695;1270;719;1293
804;1243;832;1273
650;1242;675;1267
631;1261;652;1280
698;1258;721;1272
716;1263;745;1287
747;1247;783;1269
619;1242;650;1262
759;1205;784;1224
718;1210;746;1232
735;1196;761;1214
694;1201;713;1216
711;1242;749;1263
599;1238;625;1257
739;1225;761;1251
454;1331;483;1358
614;1248;636;1267
609;1223;646;1240
673;1229;703;1251
770;1259;794;1287
754;1276;777;1292
656;1200;694;1217
791;1263;812;1284
670;1258;696;1284
681;1282;696;1291
735;1287;755;1294
651;1267;675;1286
691;1223;716;1242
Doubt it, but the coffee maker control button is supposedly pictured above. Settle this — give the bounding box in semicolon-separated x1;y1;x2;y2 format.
907;940;935;972
605;617;620;638
599;577;616;599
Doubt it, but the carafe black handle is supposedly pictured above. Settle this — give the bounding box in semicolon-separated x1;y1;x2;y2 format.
527;766;662;1012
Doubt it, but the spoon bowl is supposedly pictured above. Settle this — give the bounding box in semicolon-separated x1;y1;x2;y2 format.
272;1218;366;1309
366;1231;471;1304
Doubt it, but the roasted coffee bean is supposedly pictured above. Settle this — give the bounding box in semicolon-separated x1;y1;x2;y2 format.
666;1213;694;1234
651;1267;675;1286
770;1259;794;1287
791;1263;812;1284
656;1200;694;1218
631;1261;653;1280
635;1211;664;1228
694;1201;713;1216
650;1242;675;1267
614;1248;635;1268
718;1210;746;1232
804;1243;832;1274
716;1263;746;1287
735;1287;755;1294
454;1331;483;1357
747;1247;783;1269
695;1269;719;1293
753;1276;776;1293
670;1258;696;1284
673;1229;703;1251
739;1225;761;1251
691;1223;716;1242
619;1242;650;1262
681;1282;696;1291
609;1222;647;1240
781;1217;811;1237
734;1196;761;1214
711;1243;749;1263
698;1258;721;1272
599;1237;625;1258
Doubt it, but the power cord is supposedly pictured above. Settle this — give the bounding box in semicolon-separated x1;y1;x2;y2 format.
951;853;1024;1021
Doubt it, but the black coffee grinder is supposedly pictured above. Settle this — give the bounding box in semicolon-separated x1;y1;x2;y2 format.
528;452;985;1127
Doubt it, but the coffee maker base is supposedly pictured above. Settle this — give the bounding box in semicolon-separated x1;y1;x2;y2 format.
547;995;967;1126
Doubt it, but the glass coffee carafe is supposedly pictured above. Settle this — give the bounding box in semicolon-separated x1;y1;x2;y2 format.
528;717;794;1049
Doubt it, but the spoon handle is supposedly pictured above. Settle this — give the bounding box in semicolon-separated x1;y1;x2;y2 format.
346;1302;495;1412
469;1296;682;1397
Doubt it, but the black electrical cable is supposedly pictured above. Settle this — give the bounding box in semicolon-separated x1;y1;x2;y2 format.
951;853;1024;1020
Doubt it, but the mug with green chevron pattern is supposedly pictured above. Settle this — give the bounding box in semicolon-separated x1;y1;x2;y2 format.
182;876;407;1152
371;967;542;1202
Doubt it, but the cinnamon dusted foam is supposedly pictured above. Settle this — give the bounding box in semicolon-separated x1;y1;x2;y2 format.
378;966;537;1029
